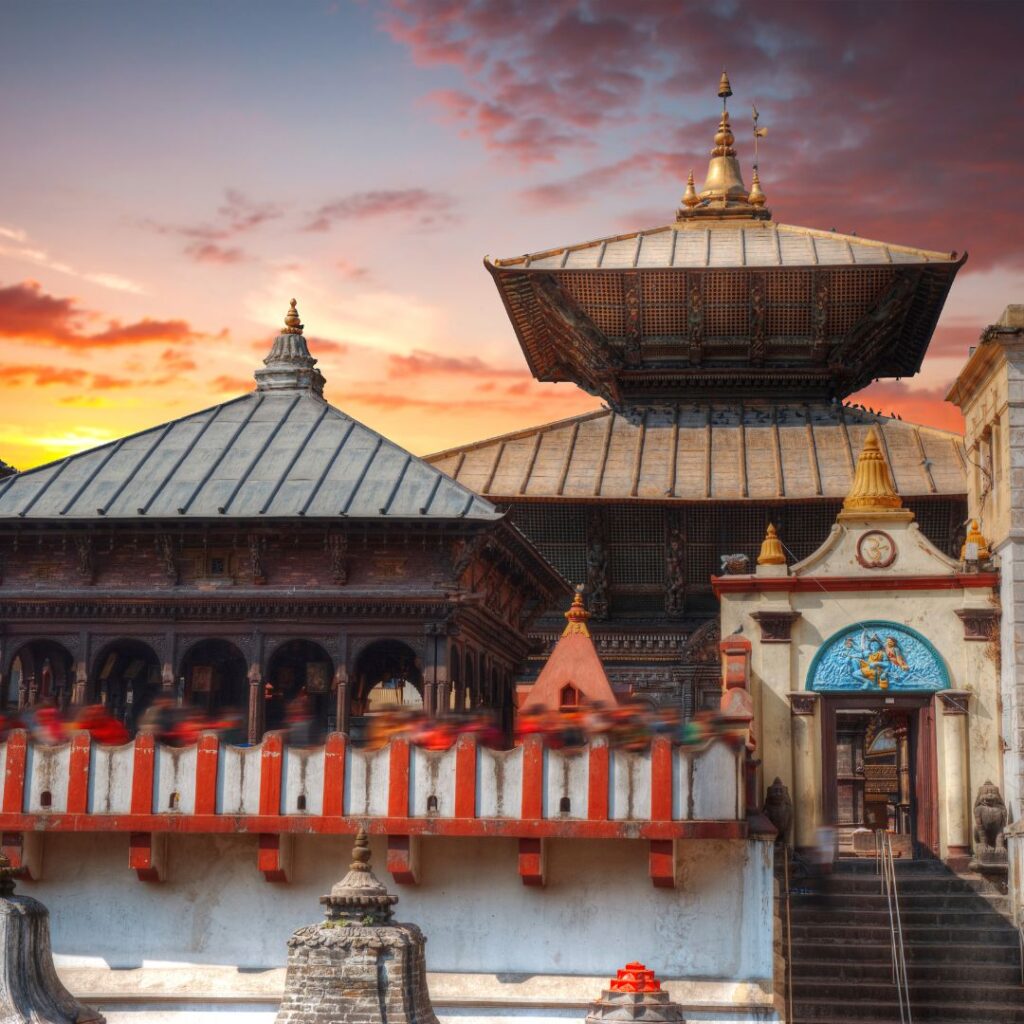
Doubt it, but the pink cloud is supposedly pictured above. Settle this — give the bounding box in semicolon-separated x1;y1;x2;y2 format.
303;189;457;232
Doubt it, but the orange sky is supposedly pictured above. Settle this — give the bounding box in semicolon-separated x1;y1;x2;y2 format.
1;2;1022;472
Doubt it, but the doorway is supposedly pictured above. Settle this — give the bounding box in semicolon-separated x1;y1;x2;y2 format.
821;694;938;859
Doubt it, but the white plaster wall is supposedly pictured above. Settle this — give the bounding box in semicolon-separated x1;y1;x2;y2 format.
999;538;1024;822
89;743;134;814
217;746;261;816
476;747;522;818
411;746;457;818
345;746;390;817
282;747;325;817
155;747;197;815
542;748;587;819
35;832;773;985
26;742;71;813
609;749;651;821
692;743;740;820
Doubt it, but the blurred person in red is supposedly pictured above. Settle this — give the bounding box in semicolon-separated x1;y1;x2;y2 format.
31;701;66;745
73;704;129;745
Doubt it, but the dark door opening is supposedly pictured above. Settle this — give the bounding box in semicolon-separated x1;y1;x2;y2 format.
821;694;938;859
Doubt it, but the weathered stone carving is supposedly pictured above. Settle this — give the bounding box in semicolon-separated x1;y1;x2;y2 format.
275;829;439;1024
763;777;792;844
751;610;800;643
720;553;749;575
0;852;105;1024
971;781;1007;870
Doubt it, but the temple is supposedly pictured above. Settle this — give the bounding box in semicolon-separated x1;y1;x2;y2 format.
0;73;1019;1024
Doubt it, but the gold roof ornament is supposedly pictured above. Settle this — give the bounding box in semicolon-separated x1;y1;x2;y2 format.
718;70;733;100
562;584;591;637
283;297;304;335
839;427;910;519
757;523;786;565
960;520;991;562
748;169;766;207
681;170;699;209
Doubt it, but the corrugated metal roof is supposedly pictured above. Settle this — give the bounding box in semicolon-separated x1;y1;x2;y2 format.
0;391;498;521
491;221;957;271
426;404;966;501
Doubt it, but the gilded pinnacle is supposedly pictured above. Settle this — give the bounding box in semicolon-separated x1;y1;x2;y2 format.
757;523;786;566
961;520;991;561
841;427;903;514
748;169;766;207
283;298;304;335
563;584;591;638
718;70;732;100
682;170;699;209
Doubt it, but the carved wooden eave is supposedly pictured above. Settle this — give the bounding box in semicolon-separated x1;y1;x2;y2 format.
486;230;965;408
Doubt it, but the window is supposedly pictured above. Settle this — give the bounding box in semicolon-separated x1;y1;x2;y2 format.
559;683;580;709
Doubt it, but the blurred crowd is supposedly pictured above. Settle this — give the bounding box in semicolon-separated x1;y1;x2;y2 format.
0;696;743;752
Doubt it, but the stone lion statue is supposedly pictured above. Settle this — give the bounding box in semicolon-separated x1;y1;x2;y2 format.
973;780;1007;853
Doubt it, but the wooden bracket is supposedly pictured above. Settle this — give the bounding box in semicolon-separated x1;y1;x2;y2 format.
129;832;166;883
649;838;678;888
518;837;546;887
386;834;420;885
258;833;293;883
2;831;43;881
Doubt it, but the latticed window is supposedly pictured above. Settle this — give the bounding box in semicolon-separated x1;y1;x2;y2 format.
607;507;665;587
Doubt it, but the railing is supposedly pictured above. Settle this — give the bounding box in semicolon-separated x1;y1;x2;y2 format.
782;843;793;1024
875;830;912;1024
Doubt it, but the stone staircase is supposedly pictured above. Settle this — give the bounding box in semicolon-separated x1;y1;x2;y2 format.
786;858;1023;1023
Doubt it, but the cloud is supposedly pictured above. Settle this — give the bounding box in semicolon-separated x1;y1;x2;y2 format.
386;348;524;379
848;382;964;434
210;374;254;394
0;280;204;350
146;188;284;264
336;259;371;282
303;189;457;231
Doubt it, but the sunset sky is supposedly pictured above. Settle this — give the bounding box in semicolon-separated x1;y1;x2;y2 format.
2;0;1022;470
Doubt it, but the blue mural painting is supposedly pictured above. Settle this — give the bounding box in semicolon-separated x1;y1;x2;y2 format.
808;622;949;692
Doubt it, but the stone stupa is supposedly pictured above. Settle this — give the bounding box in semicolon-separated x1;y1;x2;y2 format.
275;829;440;1024
0;851;105;1024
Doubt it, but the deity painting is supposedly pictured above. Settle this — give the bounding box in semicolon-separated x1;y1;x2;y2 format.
808;622;948;692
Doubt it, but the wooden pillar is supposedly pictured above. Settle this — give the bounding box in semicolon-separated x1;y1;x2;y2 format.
334;667;349;735
247;663;264;745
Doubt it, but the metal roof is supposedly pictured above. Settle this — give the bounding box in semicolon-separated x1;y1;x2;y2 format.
426;403;966;502
0;391;498;521
490;221;958;272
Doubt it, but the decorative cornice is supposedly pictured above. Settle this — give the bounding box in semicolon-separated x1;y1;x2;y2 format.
937;690;971;716
954;607;1000;640
751;610;800;643
713;573;998;595
788;692;819;716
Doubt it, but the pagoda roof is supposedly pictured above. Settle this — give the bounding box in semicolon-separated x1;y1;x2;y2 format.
427;403;966;503
0;303;498;524
490;221;956;273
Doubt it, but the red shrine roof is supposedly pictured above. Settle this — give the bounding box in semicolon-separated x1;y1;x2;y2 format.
523;588;617;711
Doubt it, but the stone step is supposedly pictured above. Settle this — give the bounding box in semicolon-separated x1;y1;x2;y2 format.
790;921;1017;944
791;995;1024;1022
792;978;1024;1005
790;906;1013;927
794;875;995;896
789;939;1019;965
789;958;1022;984
788;889;1002;908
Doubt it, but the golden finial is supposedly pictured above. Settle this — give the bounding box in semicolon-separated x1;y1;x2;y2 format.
841;427;903;514
718;70;732;100
562;584;591;638
283;298;304;335
748;169;766;207
682;170;699;209
757;523;786;565
961;520;991;561
712;109;736;157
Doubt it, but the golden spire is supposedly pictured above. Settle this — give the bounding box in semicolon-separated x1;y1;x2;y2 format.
283;298;304;335
681;169;699;209
841;427;903;514
562;584;591;637
961;520;991;561
718;70;732;100
757;523;786;565
748;169;766;207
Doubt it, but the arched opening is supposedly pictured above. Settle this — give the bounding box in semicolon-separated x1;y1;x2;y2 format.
9;640;75;710
678;620;721;718
559;683;580;710
463;651;476;710
265;640;334;738
351;641;423;732
179;639;248;716
91;639;161;731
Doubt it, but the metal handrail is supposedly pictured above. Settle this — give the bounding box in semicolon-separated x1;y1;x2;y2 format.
876;830;912;1024
782;843;793;1024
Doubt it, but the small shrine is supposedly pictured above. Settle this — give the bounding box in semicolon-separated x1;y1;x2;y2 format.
715;427;1001;865
275;830;439;1024
585;962;684;1024
520;586;618;711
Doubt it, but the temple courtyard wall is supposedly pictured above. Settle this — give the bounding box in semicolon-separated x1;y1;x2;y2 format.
32;832;776;1024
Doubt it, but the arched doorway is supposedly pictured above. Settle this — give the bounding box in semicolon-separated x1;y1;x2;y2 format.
677;620;721;717
9;640;75;709
352;640;423;727
91;639;161;731
266;640;334;734
179;640;248;715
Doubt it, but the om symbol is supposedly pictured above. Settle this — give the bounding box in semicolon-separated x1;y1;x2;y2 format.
857;530;896;569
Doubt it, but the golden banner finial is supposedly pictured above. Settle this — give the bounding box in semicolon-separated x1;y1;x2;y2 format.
757;523;786;565
842;427;903;514
562;584;591;637
718;70;732;100
283;298;304;335
681;169;699;209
